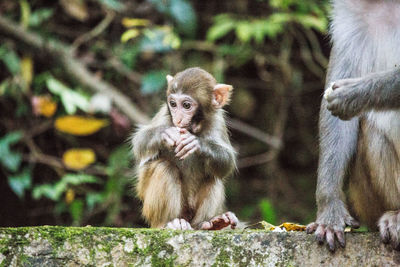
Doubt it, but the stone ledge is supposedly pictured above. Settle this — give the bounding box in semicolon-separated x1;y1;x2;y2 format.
0;226;399;266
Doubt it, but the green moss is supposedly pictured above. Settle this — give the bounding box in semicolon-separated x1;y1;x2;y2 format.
0;229;31;266
1;227;274;266
0;227;383;267
131;229;179;266
0;227;301;266
210;230;259;266
210;231;231;266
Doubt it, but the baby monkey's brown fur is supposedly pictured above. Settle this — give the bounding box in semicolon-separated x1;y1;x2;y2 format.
132;67;238;230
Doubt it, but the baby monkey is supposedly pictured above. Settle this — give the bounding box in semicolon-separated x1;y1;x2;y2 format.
132;67;238;230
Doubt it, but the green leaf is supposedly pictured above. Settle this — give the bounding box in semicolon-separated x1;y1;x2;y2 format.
207;16;236;42
261;14;289;38
149;0;197;37
119;44;141;69
269;0;293;10
217;45;253;66
69;199;84;225
0;131;23;172
29;8;54;27
140;28;174;53
169;0;197;37
148;0;167;13
54;202;67;215
16;99;29;117
0;79;10;96
0;47;20;75
32;174;99;201
162;29;181;49
259;199;277;225
253;21;266;44
32;72;51;93
105;175;119;194
33;184;59;201
98;0;125;11
46;77;89;114
61;173;100;185
140;70;168;95
121;29;141;43
8;168;32;198
0;131;23;146
0;46;6;58
19;0;31;28
86;192;104;211
235;21;253;43
53;180;69;199
107;145;132;173
239;205;256;220
353;226;368;232
294;14;328;32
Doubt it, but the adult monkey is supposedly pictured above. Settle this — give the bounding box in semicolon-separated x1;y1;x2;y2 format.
306;0;400;251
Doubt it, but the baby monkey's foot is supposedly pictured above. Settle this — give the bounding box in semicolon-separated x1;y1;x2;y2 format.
201;211;238;230
165;218;193;230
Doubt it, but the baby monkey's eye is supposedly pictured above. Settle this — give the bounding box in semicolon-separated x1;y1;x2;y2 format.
169;100;177;107
182;102;191;109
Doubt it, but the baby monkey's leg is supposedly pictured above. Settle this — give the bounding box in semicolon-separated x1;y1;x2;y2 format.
138;160;183;228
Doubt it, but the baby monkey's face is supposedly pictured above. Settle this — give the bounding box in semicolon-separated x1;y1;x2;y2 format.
167;93;200;131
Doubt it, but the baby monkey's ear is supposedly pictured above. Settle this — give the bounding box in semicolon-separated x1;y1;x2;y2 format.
212;84;233;108
166;75;174;85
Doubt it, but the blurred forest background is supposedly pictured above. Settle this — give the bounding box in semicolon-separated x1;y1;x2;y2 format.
0;0;330;227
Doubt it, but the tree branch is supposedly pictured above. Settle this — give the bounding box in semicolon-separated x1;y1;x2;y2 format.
228;118;282;149
71;10;115;51
237;151;275;169
0;15;150;124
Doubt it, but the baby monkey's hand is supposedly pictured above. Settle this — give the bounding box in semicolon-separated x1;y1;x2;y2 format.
175;128;200;160
161;127;181;148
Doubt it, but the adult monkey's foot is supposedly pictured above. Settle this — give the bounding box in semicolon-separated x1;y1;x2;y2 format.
378;210;400;250
306;205;359;251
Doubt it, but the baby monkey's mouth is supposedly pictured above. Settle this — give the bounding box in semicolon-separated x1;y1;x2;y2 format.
174;123;199;134
175;123;189;129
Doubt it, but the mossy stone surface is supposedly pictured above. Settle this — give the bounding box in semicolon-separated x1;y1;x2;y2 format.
0;226;399;266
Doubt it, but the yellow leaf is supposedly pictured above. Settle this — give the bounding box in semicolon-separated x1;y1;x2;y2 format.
65;188;75;204
278;222;306;231
21;56;33;87
260;221;276;230
62;148;96;170
246;221;306;232
19;0;31;28
121;29;140;43
245;221;275;230
55;116;108;136
32;95;57;117
122;18;150;27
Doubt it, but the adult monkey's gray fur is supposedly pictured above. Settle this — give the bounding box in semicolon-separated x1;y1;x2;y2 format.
306;0;400;251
